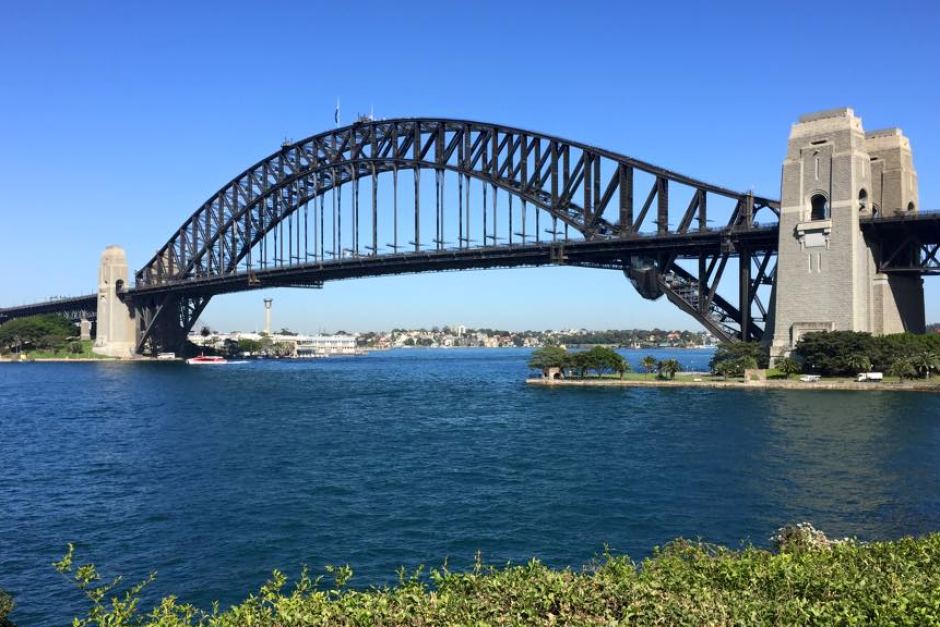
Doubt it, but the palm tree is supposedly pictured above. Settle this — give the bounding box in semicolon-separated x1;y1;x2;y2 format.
657;359;680;380
888;358;916;382
641;355;657;374
777;356;800;379
912;351;940;379
845;353;872;375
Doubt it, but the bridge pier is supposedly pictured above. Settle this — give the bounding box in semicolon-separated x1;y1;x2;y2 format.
93;245;137;358
133;293;210;356
767;108;925;359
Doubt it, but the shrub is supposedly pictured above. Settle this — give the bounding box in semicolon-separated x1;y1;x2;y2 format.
48;533;940;626
0;589;13;627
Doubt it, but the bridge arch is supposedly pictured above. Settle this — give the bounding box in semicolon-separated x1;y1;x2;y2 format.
136;118;777;288
129;118;780;354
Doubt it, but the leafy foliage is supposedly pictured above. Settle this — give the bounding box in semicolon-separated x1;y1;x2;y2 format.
580;346;629;378
0;314;77;354
656;358;680;380
530;346;630;378
47;533;940;626
641;355;657;373
709;341;768;371
912;351;940;379
0;589;13;627
845;353;872;374
776;356;801;378
713;355;757;379
527;346;568;371
888;357;917;381
796;331;940;376
236;338;263;355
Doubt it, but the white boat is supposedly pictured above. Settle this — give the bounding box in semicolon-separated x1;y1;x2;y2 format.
185;355;227;365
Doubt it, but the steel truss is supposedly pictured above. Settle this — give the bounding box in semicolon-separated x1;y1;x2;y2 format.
862;212;940;275
130;118;779;353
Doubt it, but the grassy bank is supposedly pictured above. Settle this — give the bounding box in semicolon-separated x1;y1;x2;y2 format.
8;527;940;625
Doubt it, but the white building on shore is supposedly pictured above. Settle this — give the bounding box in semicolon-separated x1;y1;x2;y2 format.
295;335;358;357
188;330;359;357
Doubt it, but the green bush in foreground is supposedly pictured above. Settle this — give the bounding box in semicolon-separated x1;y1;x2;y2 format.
32;527;940;626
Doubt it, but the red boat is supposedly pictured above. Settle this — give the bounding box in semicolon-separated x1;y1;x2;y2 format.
185;355;227;365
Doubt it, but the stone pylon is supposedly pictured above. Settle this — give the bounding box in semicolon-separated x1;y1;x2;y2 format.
767;108;924;359
93;245;137;358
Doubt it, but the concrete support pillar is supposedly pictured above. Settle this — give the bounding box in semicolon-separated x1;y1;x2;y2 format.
79;318;91;341
93;245;137;358
766;108;924;359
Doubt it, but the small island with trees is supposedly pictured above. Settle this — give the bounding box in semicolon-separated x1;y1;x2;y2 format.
528;330;940;393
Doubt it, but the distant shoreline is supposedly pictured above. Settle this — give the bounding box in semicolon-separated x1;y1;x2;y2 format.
526;377;940;393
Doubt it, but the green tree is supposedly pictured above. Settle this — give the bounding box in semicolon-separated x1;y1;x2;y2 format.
0;314;76;353
912;351;940;379
657;358;680;380
569;351;592;379
199;325;211;337
709;342;768;371
714;359;736;380
528;346;569;376
795;331;877;376
713;356;757;379
888;357;916;382
641;355;657;374
581;346;629;378
776;356;801;379
845;353;872;374
237;338;263;355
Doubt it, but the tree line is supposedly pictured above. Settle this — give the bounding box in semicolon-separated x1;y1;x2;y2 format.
529;346;681;379
0;314;82;355
707;331;940;380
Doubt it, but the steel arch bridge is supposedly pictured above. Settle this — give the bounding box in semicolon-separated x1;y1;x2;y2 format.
126;117;780;353
5;117;938;354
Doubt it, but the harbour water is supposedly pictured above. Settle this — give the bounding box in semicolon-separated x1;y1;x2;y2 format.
2;348;940;624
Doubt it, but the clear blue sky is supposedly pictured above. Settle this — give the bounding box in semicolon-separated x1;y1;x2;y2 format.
2;0;938;333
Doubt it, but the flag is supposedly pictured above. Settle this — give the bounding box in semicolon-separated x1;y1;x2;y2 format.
334;99;340;126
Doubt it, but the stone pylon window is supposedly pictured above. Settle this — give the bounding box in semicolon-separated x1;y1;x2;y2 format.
810;194;829;221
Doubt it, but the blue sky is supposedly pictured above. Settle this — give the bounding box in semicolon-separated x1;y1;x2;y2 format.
2;0;938;333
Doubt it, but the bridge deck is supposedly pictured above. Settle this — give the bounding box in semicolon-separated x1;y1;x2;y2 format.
0;294;97;322
128;227;779;298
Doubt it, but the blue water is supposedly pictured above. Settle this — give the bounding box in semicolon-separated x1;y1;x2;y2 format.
2;347;940;624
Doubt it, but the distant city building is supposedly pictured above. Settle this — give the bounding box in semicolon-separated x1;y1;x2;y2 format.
295;335;358;357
